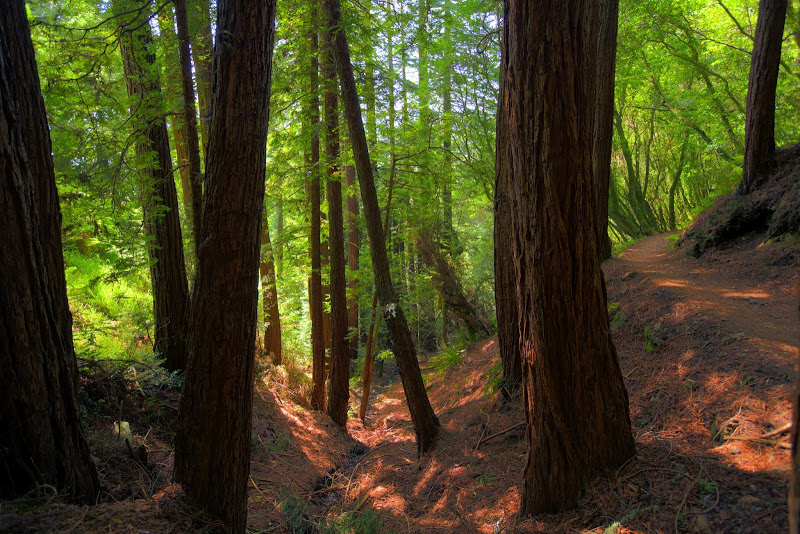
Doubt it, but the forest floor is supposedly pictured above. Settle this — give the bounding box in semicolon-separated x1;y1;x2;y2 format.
0;231;798;533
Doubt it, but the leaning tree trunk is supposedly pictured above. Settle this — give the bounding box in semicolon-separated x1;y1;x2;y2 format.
173;2;277;532
118;4;189;373
322;26;349;426
739;0;787;195
0;1;98;502
417;229;491;338
260;213;282;365
502;0;635;515
494;34;522;398
592;0;619;261
323;0;440;454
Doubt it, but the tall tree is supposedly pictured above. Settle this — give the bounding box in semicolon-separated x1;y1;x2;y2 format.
592;0;620;260
321;25;349;426
173;1;277;531
501;0;635;514
494;28;522;398
739;0;787;195
307;5;326;411
117;2;189;372
0;0;98;503
345;165;360;360
173;0;204;253
188;0;213;152
323;0;440;453
260;211;282;365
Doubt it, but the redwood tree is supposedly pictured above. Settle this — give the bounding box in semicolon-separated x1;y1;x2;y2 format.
345;165;360;360
117;3;189;372
173;1;277;531
739;0;787;195
323;0;440;453
0;0;98;503
260;212;282;365
322;27;350;426
592;0;620;260
502;0;635;514
494;31;522;398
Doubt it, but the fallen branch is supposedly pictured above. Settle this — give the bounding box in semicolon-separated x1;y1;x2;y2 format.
474;422;526;451
723;436;791;448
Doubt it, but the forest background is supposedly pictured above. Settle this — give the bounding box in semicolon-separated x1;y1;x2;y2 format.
26;0;800;405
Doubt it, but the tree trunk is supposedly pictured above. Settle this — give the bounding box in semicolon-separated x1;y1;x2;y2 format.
118;4;189;373
739;0;787;194
323;0;440;454
346;165;360;360
502;0;636;515
174;0;204;256
0;0;98;502
322;26;349;426
494;32;522;398
307;8;326;412
417;230;491;338
613;108;658;233
260;213;282;365
669;134;690;231
592;0;619;260
188;0;213;153
173;2;277;531
157;9;193;238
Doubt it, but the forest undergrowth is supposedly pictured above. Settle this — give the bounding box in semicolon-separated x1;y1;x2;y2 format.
0;232;797;533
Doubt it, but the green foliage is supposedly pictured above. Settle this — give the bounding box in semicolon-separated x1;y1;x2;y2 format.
429;344;463;376
698;478;718;496
280;494;312;534
318;507;384;534
483;361;503;398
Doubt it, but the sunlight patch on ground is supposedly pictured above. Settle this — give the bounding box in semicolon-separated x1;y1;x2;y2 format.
657;279;689;287
721;290;771;299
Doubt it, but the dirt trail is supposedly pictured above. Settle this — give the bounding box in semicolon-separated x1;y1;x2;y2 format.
612;234;797;351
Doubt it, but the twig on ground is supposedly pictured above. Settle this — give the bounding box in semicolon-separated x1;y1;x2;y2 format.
475;422;526;451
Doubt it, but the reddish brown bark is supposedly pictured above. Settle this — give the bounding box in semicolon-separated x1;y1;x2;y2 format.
502;0;635;514
494;29;522;398
173;1;277;531
739;0;787;194
592;0;619;260
188;0;213;152
0;0;98;502
323;0;440;453
322;26;349;426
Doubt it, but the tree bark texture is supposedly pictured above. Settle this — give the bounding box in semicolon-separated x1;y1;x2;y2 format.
173;2;277;531
494;34;522;398
346;165;360;360
173;0;204;254
739;0;787;194
592;0;619;260
502;0;636;515
307;8;326;412
0;1;98;502
260;213;282;365
323;0;440;454
118;6;189;373
417;230;491;338
322;27;349;426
